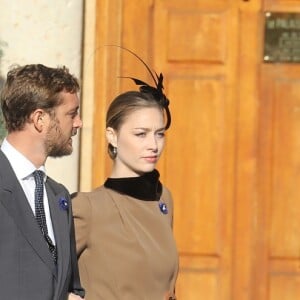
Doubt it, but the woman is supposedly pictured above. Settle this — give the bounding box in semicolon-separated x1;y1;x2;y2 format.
72;61;178;299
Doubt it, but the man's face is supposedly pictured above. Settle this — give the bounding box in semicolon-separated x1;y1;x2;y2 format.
45;92;82;157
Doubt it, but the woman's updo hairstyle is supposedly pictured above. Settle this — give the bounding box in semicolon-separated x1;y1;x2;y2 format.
105;46;171;160
106;91;165;159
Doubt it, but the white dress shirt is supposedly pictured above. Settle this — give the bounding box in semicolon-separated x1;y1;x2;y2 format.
1;138;56;244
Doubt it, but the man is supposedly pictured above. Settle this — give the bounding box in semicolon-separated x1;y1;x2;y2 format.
0;64;85;299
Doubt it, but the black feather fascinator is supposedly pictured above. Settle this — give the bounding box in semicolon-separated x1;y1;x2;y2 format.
109;45;171;130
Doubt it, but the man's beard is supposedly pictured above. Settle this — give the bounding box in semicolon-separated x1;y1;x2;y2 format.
45;120;74;157
47;139;73;157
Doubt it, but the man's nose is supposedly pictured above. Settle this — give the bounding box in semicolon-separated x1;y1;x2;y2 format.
74;115;83;128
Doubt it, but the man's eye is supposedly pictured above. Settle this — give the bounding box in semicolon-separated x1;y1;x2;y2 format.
70;112;78;119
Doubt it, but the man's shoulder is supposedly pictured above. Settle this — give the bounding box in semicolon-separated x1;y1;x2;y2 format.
0;148;8;164
0;150;16;183
46;175;68;194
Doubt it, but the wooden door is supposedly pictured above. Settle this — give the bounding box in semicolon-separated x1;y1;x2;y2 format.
88;0;300;299
254;1;300;299
234;0;300;299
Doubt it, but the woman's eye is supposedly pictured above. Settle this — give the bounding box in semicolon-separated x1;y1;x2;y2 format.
157;132;165;138
135;132;146;137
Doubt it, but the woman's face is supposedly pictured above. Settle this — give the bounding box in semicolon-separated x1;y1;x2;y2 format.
107;107;166;177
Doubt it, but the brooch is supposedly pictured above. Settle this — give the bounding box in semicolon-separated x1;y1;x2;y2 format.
58;197;69;211
158;201;168;214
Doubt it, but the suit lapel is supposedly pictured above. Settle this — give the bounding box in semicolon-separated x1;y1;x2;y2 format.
0;152;57;277
46;180;70;297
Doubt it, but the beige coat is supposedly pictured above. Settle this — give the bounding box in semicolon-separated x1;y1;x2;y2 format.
72;185;178;300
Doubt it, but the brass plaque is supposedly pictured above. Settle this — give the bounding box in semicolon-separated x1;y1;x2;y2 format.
264;12;300;63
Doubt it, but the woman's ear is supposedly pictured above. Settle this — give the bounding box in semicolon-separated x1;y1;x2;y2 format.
106;127;117;147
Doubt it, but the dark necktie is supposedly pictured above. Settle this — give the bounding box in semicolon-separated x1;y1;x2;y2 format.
33;170;57;264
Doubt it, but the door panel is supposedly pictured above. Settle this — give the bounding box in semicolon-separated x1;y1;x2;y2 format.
258;64;300;300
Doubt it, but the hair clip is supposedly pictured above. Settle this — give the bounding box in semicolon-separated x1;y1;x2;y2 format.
107;45;171;130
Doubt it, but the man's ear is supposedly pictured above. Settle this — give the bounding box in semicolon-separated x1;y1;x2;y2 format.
31;109;45;132
106;127;117;147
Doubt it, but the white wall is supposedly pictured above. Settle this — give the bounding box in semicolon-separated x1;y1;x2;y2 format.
0;0;83;193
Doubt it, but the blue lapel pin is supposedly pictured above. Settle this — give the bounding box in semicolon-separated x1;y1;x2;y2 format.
158;201;168;214
58;197;69;211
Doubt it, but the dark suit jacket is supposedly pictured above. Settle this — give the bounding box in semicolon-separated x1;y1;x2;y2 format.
0;150;84;299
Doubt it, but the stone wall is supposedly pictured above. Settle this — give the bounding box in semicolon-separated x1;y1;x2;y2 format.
0;0;83;192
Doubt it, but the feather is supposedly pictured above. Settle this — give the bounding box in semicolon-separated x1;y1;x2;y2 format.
107;45;171;129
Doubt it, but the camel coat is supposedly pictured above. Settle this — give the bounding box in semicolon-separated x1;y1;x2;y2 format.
72;185;178;300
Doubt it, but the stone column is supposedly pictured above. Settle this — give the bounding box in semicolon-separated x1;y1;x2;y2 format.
0;0;83;193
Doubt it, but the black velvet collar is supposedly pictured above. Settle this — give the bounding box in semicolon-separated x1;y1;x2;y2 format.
104;169;162;201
